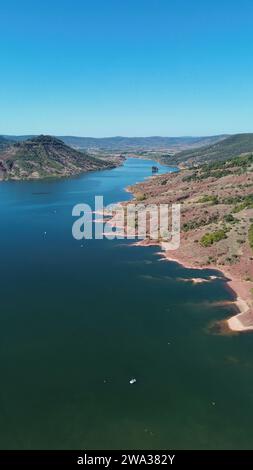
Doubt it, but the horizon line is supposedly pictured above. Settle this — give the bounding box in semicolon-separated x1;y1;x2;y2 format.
1;132;236;139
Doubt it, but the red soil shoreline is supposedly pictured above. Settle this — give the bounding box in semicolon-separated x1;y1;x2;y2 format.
112;173;253;333
134;239;253;333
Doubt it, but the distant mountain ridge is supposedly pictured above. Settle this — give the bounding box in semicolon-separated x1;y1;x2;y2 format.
0;136;14;150
3;134;228;151
168;133;253;166
2;133;252;175
59;135;228;151
0;135;116;180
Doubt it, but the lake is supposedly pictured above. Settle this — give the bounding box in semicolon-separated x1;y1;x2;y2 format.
0;158;253;450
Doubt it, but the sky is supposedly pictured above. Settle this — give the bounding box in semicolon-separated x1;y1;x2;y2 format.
0;0;253;137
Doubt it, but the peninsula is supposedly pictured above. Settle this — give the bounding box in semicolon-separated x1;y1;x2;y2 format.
0;135;118;181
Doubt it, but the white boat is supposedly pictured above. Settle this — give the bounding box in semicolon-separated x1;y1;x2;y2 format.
129;378;137;384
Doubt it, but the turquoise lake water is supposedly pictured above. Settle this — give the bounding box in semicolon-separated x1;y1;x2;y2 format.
0;158;253;450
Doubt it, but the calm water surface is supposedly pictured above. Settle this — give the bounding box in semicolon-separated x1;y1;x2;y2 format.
0;158;253;450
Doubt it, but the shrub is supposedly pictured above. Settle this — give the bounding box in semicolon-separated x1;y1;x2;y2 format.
249;224;253;251
200;229;227;247
224;213;236;223
136;193;146;201
182;214;218;232
197;195;219;204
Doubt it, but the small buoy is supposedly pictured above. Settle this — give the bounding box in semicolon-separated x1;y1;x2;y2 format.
129;378;137;385
211;401;216;406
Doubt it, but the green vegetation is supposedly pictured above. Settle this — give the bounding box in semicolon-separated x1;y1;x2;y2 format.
53;135;228;153
231;194;253;213
223;213;237;223
136;193;146;201
0;136;13;150
182;168;232;182
203;152;253;171
182;214;218;232
169;133;253;166
181;148;253;184
249;224;253;251
197;194;219;204
182;220;202;232
186;190;251;216
0;135;115;180
200;229;228;247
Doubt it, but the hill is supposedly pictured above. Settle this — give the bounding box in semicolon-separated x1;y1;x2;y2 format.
59;135;228;151
0;136;14;150
167;133;253;166
3;134;227;151
126;152;253;332
0;135;116;181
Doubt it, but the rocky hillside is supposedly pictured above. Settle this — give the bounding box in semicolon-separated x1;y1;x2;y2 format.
167;133;253;167
0;135;116;180
127;153;253;331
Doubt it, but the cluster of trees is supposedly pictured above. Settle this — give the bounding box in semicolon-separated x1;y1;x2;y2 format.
182;214;219;232
202;153;253;171
200;229;228;247
232;194;253;213
182;153;253;183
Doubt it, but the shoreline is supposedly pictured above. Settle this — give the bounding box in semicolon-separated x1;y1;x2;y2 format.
135;239;253;333
118;168;253;334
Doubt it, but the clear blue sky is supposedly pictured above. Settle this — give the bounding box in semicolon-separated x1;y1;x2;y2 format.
1;0;253;136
